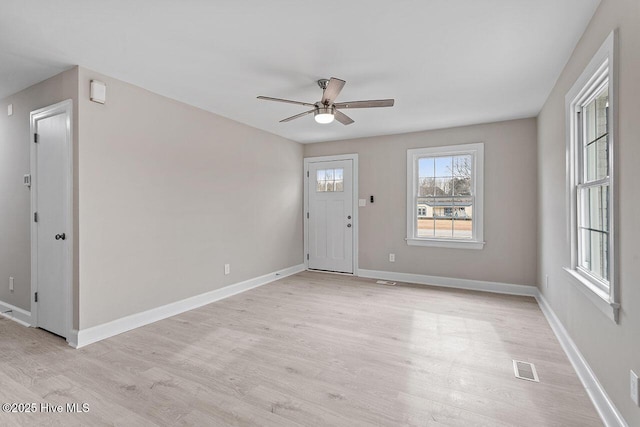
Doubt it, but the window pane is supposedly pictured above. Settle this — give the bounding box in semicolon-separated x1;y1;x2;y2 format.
453;196;473;209
595;136;609;180
453;155;472;177
416;198;433;237
453;177;471;196
325;169;334;180
583;84;609;183
435;218;454;238
586;229;608;281
584;85;608;144
578;228;609;283
585;135;608;182
435;157;452;177
435;177;453;196
595;86;609;140
589;230;609;281
453;218;472;239
317;180;326;192
594;135;609;180
417;215;435;238
418;177;436;196
317;170;326;181
584;99;596;145
334;168;343;180
578;228;591;271
418;157;435;179
335;180;343;192
326;181;334;192
586;185;609;232
432;198;452;218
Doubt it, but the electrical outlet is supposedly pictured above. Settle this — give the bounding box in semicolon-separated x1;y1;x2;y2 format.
224;264;230;275
9;277;14;292
389;253;395;263
631;370;639;406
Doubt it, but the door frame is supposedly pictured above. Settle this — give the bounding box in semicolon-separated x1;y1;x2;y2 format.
303;154;359;275
30;99;74;340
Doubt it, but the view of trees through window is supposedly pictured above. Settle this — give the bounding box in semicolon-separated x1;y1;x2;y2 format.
316;168;344;192
416;154;473;239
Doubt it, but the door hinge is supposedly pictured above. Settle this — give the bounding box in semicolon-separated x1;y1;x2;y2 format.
306;212;309;219
33;133;38;143
34;212;38;222
307;253;309;260
306;171;309;178
34;292;38;302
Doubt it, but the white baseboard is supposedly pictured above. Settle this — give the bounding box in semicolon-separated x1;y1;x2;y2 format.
535;292;628;427
358;269;538;297
74;264;305;348
0;300;32;327
67;329;79;348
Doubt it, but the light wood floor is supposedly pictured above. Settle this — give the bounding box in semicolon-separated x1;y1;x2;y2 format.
0;271;601;426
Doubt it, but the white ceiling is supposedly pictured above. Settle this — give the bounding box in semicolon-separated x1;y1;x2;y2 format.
0;0;600;143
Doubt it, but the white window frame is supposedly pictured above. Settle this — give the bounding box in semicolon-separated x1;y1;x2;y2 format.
406;143;484;249
564;31;619;323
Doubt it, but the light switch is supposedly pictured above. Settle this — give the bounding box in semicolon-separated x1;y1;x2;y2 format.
7;104;13;116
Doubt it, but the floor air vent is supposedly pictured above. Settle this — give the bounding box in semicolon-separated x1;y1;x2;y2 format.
513;360;539;382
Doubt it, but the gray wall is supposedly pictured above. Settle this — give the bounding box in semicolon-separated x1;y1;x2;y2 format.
304;118;538;286
76;68;303;329
0;68;78;313
537;0;640;424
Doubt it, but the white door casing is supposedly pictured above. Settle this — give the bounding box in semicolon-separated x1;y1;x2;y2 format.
304;155;358;274
30;100;73;340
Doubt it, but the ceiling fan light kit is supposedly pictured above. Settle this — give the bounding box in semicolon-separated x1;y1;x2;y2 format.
257;77;394;126
314;106;335;124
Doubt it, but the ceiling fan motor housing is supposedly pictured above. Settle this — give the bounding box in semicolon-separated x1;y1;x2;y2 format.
317;79;330;90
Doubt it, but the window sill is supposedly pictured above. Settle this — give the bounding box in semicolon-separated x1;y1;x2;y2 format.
563;267;619;323
406;238;485;250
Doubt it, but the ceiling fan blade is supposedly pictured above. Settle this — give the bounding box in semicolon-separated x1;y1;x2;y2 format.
321;77;346;104
334;110;354;125
257;96;315;107
334;99;395;109
280;109;316;123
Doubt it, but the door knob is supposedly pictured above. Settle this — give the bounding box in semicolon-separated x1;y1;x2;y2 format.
347;224;352;228
347;215;351;219
55;233;66;241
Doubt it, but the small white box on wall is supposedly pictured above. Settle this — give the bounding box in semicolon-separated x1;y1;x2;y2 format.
90;80;106;104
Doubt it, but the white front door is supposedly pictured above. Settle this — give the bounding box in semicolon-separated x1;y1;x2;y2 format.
307;159;354;273
32;101;72;338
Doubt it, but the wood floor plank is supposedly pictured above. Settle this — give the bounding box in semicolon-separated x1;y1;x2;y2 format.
0;271;601;426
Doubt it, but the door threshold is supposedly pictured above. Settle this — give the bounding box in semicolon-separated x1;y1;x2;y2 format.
307;268;354;276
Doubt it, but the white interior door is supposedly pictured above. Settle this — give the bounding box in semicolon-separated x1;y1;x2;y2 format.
32;103;71;338
308;159;353;273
